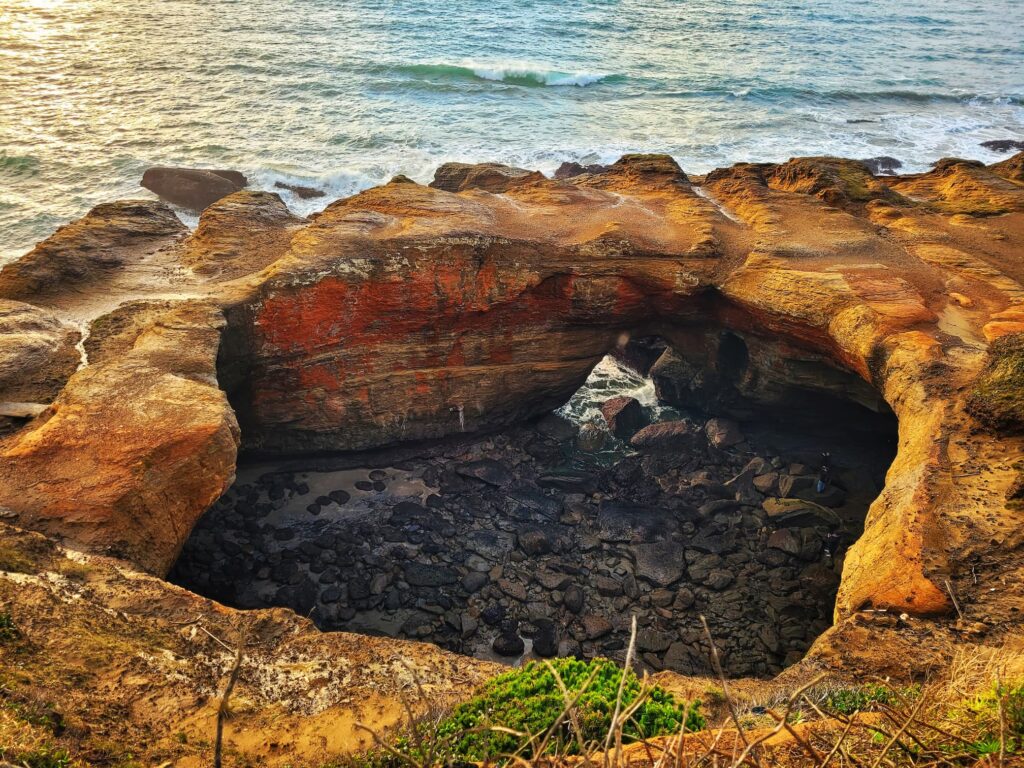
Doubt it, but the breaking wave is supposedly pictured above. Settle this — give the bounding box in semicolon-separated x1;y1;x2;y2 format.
395;62;619;87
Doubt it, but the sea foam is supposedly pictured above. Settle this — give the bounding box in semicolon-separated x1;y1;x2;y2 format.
398;62;615;87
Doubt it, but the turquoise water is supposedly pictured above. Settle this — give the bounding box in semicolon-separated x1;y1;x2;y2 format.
1;0;1022;264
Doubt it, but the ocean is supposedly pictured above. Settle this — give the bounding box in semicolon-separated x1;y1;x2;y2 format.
1;0;1022;265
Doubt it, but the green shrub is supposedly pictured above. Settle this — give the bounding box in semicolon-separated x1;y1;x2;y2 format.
394;657;703;763
821;683;908;715
957;681;1024;756
0;611;18;643
0;744;71;768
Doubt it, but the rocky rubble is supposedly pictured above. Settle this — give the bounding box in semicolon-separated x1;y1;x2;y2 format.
173;404;871;678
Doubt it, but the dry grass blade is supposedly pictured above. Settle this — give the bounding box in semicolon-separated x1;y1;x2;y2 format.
868;687;929;768
604;615;640;767
545;659;595;766
214;622;248;768
727;673;827;768
699;615;756;763
818;718;856;768
354;722;427;768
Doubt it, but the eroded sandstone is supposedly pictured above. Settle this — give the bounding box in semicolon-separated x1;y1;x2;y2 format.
1;151;1024;764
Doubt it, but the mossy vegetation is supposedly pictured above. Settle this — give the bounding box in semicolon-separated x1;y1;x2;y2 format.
967;332;1024;434
367;658;703;765
954;681;1024;757
0;611;18;643
0;541;37;574
819;682;915;715
0;744;71;768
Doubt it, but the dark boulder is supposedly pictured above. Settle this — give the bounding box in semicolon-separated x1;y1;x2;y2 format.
456;459;513;487
274;181;326;199
630;420;700;451
430;162;544;193
492;631;525;657
140;167;247;211
563;585;585;614
532;621;559;657
554;161;612;179
981;140;1024;154
600;396;647;440
860;156;903;175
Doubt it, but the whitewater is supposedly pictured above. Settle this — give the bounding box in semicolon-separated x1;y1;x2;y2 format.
1;0;1022;264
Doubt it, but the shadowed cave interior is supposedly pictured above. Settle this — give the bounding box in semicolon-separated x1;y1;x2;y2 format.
170;329;898;678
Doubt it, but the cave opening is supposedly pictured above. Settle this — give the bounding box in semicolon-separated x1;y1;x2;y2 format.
170;328;898;678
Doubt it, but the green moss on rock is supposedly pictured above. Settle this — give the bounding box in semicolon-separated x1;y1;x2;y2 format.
395;658;704;763
967;333;1024;434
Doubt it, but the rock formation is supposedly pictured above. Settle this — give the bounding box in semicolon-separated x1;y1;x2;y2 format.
1;151;1023;763
140;166;248;211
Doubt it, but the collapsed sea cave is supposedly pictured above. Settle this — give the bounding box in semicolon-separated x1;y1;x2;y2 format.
170;325;898;678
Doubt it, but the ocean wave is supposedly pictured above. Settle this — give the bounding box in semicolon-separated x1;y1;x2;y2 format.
394;62;619;87
0;152;40;176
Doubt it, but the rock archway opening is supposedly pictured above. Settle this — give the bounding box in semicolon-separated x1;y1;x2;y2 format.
171;327;897;678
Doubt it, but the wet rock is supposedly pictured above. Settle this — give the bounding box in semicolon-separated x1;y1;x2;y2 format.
498;578;527;602
403;563;458;587
492;630;525;657
535;413;578;441
633;541;686;586
456;459;513;487
980;140;1024;154
705;418;743;448
597;502;674;543
554;161;611;179
481;604;506;626
767;528;802;556
274;181;326;199
600;396;647;440
563;585;585;614
577;422;607;452
860;156;903;175
141;166;247;211
638;628;673;653
518;529;551;556
630;420;699;451
763;497;841;527
537;472;598;494
580;614;613;640
504;490;562;521
430;162;544;193
466;530;515;559
462;571;489;593
532;623;559;657
370;573;390;595
704;570;735;590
